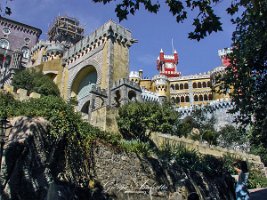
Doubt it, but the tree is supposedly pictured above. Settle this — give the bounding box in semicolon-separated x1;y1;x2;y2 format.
12;69;60;96
93;0;225;40
117;102;180;141
0;0;12;16
221;1;267;162
217;125;248;149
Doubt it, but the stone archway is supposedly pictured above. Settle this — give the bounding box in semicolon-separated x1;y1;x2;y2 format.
81;100;90;114
70;65;97;101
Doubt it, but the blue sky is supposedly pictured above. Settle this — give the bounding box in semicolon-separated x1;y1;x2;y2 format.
7;0;236;78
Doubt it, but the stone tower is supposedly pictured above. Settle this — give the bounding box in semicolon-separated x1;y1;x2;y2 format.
48;16;84;47
152;74;169;103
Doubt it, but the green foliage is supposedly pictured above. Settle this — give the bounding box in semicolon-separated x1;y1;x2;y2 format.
218;125;248;148
175;116;198;137
117;102;180;141
220;1;267;163
12;69;60;96
159;143;230;177
248;169;267;189
93;0;225;40
119;139;153;156
250;145;267;166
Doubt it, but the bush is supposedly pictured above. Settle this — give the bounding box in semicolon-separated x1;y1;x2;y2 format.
117;102;180;141
12;69;60;96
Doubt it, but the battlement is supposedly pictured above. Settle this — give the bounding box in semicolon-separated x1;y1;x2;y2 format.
176;99;233;115
63;20;137;65
129;71;140;79
31;40;50;54
1;85;41;101
90;85;107;97
218;47;232;57
152;74;168;81
210;66;225;77
169;72;211;81
112;78;141;90
141;89;159;102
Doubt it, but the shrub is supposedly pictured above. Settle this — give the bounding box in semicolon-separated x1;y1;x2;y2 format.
117;102;180;141
12;69;60;96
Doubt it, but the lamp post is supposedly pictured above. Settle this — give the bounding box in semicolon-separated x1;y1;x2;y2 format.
0;116;11;200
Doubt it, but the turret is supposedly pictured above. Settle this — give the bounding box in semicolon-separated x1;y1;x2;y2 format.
156;49;180;78
129;71;141;83
218;48;232;67
152;74;169;103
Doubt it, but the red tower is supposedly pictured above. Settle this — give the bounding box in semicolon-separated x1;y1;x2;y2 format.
156;49;181;77
218;48;232;67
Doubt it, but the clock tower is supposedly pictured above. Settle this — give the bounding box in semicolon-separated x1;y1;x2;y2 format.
156;49;181;78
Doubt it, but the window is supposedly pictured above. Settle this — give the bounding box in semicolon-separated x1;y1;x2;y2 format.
180;83;184;90
175;84;179;90
203;82;207;88
193;82;197;88
184;83;189;89
2;27;11;35
0;39;10;49
181;96;185;102
194;95;198;101
185;96;190;102
198;82;202;88
21;46;30;59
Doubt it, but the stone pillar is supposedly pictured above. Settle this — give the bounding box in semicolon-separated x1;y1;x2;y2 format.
188;80;194;106
106;29;115;106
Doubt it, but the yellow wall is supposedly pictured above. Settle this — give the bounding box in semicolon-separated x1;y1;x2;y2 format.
113;42;129;82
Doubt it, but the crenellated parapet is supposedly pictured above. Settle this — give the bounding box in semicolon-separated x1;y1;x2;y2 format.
62;20;137;66
46;42;65;57
176;99;234;115
141;88;159;102
90;85;107;97
169;72;211;81
112;78;141;91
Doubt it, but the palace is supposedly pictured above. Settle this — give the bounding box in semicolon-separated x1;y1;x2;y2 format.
0;16;233;130
129;48;232;108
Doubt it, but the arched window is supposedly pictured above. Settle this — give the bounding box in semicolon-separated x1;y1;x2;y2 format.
185;96;190;102
176;97;180;103
207;81;211;87
193;82;197;88
0;38;9;49
208;94;213;100
171;97;175;103
170;84;174;90
198;82;202;88
203;82;207;88
175;84;179;90
181;96;185;102
204;94;208;101
194;95;198;101
22;46;30;59
199;95;203;101
180;83;184;90
184;83;189;89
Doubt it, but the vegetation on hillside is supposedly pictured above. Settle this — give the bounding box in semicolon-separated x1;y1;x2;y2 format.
12;69;60;96
117;102;180;141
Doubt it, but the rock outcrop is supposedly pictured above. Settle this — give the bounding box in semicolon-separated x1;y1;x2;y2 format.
0;117;235;200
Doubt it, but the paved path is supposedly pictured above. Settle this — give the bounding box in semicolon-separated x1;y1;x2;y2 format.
249;188;267;200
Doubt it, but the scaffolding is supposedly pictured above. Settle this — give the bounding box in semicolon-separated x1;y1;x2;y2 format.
48;16;84;45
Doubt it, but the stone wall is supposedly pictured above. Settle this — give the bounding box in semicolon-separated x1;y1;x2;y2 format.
89;106;119;133
149;132;266;175
92;142;235;200
1;116;236;200
1;84;41;100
